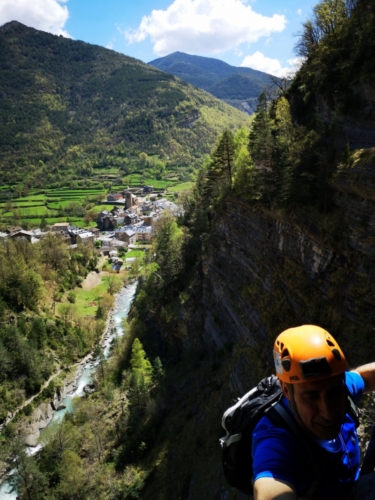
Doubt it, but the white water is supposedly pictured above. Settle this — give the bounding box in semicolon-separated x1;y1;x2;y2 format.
0;283;137;499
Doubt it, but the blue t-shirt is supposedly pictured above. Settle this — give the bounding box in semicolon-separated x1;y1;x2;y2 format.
252;372;365;499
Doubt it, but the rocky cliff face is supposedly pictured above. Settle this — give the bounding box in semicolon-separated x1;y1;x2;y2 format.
142;156;375;500
180;156;375;395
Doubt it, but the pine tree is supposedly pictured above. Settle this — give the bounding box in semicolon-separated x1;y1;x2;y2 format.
128;372;149;412
204;129;235;201
130;338;153;385
249;92;272;164
154;211;184;292
248;92;274;203
152;356;164;383
232;145;259;201
272;97;295;207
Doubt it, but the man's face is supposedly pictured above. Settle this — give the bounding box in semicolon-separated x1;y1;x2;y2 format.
282;375;347;440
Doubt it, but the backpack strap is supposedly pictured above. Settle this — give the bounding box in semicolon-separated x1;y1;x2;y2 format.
346;393;359;428
265;402;320;498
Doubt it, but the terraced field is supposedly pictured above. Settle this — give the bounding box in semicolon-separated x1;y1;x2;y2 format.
0;179;195;229
0;187;106;228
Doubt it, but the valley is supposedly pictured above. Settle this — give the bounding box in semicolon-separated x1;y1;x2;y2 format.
1;1;375;498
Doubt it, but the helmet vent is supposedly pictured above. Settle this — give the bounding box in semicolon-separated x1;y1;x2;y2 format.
332;348;341;361
281;349;289;358
282;359;291;371
326;339;335;347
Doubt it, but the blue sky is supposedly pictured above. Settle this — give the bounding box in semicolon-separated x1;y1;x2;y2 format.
0;0;318;76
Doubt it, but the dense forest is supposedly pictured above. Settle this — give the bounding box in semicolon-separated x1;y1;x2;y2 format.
0;21;247;196
1;0;375;499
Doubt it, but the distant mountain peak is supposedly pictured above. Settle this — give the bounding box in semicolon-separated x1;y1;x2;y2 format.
149;52;272;115
0;20;29;32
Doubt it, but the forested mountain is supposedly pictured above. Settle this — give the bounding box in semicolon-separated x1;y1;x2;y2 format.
149;51;271;114
0;22;247;191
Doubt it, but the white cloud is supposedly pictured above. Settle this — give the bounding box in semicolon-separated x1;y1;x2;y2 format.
106;41;114;50
125;0;286;56
297;8;302;15
287;56;305;71
241;51;287;76
0;0;70;37
241;51;305;77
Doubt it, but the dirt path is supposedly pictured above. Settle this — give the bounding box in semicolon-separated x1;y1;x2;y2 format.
0;368;63;428
81;271;102;290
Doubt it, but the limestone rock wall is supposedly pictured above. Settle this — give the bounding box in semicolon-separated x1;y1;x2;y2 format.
181;163;375;393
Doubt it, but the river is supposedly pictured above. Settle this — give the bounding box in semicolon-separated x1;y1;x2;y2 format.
0;282;137;500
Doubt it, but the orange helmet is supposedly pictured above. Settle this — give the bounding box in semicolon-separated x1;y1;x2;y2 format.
273;325;348;384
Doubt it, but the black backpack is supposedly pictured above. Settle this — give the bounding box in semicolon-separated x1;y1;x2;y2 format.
219;374;360;497
219;375;320;497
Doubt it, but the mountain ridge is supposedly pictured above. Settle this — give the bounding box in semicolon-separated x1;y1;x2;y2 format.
149;51;272;114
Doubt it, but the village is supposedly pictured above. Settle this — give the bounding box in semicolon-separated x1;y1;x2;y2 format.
0;186;180;271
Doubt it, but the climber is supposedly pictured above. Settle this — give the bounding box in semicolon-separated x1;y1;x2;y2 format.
253;325;375;500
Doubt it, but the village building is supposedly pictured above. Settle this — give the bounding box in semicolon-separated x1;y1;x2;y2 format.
100;238;127;255
97;210;116;231
126;204;141;216
115;225;155;243
97;235;113;247
124;191;137;209
111;207;126;225
51;222;70;234
68;228;95;245
141;211;159;226
143;185;154;194
5;226;22;235
135;225;154;242
154;198;180;214
115;228;137;245
140;201;154;213
107;193;124;202
109;238;128;249
7;229;34;243
125;213;138;225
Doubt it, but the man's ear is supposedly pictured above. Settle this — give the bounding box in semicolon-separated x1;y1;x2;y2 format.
281;381;291;401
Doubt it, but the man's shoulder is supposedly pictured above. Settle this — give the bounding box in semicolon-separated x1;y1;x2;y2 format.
345;371;365;404
252;400;312;493
252;399;303;450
